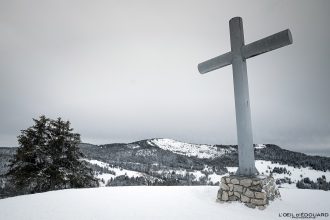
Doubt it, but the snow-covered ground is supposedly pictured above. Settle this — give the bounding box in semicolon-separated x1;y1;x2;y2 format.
149;138;235;159
0;186;329;220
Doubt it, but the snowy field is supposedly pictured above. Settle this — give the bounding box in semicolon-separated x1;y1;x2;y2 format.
0;186;329;220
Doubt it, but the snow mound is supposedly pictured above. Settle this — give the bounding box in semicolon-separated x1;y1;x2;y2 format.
0;186;329;220
149;138;234;159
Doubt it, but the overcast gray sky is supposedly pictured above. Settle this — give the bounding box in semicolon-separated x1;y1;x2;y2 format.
0;0;329;152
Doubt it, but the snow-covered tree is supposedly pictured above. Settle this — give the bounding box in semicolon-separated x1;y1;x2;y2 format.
6;115;98;194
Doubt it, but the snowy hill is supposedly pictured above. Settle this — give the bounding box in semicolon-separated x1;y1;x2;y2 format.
78;139;330;188
1;138;330;192
0;186;329;220
86;158;330;189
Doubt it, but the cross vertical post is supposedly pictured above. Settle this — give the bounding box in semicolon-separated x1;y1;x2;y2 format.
230;17;257;176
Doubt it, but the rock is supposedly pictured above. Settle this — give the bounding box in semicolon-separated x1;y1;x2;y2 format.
221;177;226;183
228;183;234;191
252;180;260;185
244;188;254;198
275;189;281;199
221;191;228;201
229;195;238;201
231;178;239;184
245;203;256;209
240;178;252;187
233;185;243;193
255;192;266;199
257;205;266;210
228;191;233;196
234;192;241;198
225;177;231;184
251;198;266;206
217;190;222;199
240;195;250;203
250;185;262;192
221;182;229;191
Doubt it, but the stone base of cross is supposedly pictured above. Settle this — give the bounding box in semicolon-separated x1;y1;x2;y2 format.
198;17;292;176
217;175;280;209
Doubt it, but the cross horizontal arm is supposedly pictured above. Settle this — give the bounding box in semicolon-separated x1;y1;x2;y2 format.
198;52;232;74
242;29;292;59
197;29;292;75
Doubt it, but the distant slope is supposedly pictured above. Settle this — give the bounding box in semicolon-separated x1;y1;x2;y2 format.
1;138;330;190
0;147;16;175
78;139;330;188
79;139;330;173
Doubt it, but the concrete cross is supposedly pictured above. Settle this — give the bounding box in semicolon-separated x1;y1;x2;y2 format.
198;17;292;176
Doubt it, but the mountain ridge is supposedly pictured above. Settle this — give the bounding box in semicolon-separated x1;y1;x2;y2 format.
1;138;330;193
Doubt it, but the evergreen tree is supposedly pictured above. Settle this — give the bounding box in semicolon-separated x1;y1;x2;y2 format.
6;115;98;194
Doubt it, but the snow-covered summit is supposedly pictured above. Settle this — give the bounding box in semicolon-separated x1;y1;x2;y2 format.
147;138;267;159
148;138;235;159
255;144;267;149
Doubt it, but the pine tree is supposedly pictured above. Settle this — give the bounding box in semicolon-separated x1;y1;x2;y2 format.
6;115;98;195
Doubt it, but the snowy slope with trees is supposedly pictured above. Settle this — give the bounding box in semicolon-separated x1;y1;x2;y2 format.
88;159;330;189
2;137;330;197
0;186;329;220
